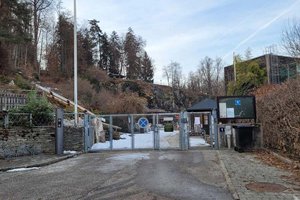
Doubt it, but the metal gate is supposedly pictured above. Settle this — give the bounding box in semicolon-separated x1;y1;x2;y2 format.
84;111;217;152
186;112;215;149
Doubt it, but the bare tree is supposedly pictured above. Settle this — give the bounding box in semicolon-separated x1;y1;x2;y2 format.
186;56;224;100
162;65;171;86
163;61;183;88
282;20;300;58
213;57;224;95
244;47;252;60
29;0;54;76
199;57;214;96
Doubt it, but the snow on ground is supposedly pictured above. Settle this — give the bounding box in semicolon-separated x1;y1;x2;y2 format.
7;167;40;172
190;136;210;147
63;150;77;154
91;130;209;150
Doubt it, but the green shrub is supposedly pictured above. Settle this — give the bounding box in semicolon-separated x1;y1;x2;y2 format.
10;91;53;126
164;123;174;132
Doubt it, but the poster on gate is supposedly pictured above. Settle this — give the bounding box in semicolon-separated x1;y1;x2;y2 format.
194;117;201;125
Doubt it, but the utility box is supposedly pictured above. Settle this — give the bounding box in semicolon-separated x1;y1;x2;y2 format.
233;125;254;152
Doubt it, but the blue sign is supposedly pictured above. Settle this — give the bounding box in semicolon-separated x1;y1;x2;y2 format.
235;99;241;106
138;117;149;128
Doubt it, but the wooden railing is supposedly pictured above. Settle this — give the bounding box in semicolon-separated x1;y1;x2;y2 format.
0;92;27;111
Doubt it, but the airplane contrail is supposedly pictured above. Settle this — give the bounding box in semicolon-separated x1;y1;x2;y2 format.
222;0;300;61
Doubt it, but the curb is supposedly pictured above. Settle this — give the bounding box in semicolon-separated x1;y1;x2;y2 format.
217;150;240;200
0;153;81;172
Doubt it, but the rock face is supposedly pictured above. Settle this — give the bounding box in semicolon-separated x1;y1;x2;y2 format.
89;78;193;113
118;80;191;112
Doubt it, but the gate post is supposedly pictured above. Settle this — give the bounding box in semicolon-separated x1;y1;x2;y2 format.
55;108;64;155
83;113;91;152
212;109;219;150
109;115;113;150
180;111;188;150
130;115;134;149
153;115;159;150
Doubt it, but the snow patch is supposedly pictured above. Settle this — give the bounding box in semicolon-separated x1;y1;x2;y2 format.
190;137;210;147
63;150;77;154
7;167;40;172
91;130;210;150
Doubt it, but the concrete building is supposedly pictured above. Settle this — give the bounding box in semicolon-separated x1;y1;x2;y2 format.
224;54;300;92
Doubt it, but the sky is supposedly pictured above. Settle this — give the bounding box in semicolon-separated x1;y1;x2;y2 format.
61;0;300;84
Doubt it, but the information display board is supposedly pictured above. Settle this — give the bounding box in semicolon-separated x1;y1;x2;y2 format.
217;96;256;120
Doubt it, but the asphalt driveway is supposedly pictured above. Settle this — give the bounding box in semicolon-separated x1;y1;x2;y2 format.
0;150;232;200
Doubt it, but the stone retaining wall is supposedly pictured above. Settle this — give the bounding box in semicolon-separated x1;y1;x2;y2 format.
0;126;84;158
64;127;84;152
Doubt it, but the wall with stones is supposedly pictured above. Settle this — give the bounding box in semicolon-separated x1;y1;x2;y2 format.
0;127;55;158
0;126;84;158
64;126;84;152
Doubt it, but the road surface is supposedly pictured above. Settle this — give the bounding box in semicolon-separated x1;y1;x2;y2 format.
0;150;232;200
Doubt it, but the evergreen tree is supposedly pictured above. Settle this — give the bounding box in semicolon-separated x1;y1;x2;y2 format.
227;57;267;95
80;28;95;67
77;28;95;73
108;31;121;75
124;27;144;79
141;52;154;82
88;19;102;68
99;32;110;71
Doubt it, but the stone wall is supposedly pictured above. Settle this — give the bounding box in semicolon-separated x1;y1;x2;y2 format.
0;126;84;158
64;126;84;152
0;127;55;158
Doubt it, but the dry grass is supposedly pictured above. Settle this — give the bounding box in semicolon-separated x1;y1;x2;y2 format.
40;71;148;114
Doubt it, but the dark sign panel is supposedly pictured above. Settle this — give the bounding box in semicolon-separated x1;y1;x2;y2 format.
217;96;256;119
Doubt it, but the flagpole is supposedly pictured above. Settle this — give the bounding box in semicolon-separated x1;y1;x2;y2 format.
74;0;78;125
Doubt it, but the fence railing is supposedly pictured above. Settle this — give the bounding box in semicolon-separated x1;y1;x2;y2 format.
1;112;55;128
0;111;90;128
0;92;27;111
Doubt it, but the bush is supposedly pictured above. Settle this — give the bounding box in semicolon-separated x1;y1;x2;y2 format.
164;123;174;132
254;79;300;160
